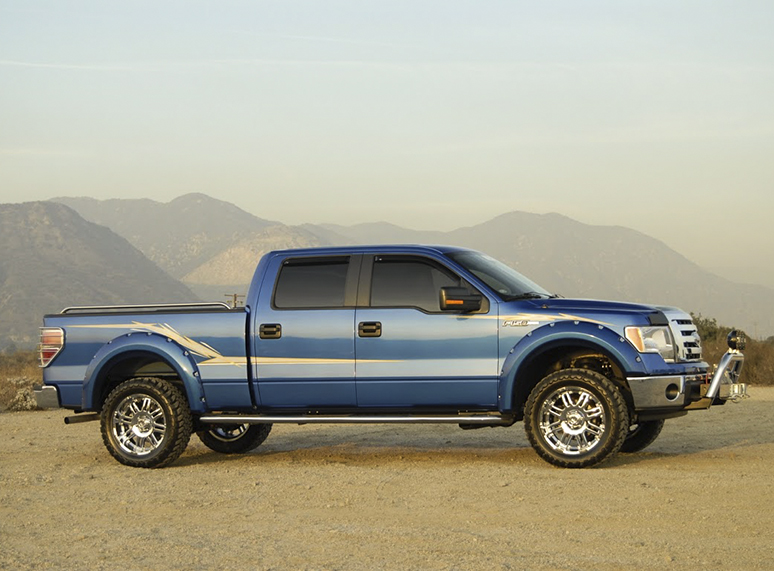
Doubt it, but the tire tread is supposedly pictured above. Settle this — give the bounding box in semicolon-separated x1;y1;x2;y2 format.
620;419;665;453
100;377;192;469
523;368;629;468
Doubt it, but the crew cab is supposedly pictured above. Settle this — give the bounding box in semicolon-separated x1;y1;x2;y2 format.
35;245;748;468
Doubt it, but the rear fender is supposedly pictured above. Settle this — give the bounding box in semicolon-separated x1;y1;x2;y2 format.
82;332;205;413
499;321;646;413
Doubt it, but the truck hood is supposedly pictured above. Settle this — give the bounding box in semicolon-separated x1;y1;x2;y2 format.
499;297;671;327
497;297;702;364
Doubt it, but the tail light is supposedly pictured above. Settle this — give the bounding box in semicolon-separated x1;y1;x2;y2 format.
38;327;64;368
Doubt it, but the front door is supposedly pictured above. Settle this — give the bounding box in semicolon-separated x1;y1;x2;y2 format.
355;254;499;409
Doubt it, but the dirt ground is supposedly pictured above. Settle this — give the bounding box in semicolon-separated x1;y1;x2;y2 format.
2;388;773;570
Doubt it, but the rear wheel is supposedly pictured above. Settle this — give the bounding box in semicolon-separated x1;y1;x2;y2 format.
197;423;272;454
101;377;192;468
524;368;629;468
620;419;665;453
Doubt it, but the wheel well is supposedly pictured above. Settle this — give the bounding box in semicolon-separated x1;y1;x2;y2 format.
93;352;183;409
512;345;632;420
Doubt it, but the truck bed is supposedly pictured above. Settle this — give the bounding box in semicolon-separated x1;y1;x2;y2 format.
42;303;249;410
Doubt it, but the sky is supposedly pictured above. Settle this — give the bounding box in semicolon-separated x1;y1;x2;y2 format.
1;1;773;287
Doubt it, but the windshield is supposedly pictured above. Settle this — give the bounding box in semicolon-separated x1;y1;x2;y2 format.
446;251;553;301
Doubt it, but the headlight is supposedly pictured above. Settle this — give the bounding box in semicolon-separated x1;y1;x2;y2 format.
625;326;676;362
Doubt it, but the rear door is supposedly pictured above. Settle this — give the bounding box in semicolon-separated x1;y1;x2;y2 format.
252;254;359;408
354;254;499;409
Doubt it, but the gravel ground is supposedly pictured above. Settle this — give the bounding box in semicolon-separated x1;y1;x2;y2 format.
2;388;773;570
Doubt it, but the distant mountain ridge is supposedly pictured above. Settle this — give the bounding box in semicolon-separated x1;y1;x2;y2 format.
50;194;774;338
53;193;279;279
0;202;197;351
54;194;323;286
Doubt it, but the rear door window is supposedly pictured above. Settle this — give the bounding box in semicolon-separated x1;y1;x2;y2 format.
273;257;350;309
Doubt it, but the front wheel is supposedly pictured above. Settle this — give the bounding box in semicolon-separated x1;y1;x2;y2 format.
101;377;192;468
620;419;665;453
196;423;272;454
524;368;629;468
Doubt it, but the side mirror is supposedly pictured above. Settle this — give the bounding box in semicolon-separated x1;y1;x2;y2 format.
440;287;482;312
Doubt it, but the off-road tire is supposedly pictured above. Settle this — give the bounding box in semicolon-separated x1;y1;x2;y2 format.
101;377;192;468
524;368;629;468
620;419;665;453
197;423;272;454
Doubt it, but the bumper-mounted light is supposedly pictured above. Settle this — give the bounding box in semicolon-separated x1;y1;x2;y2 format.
727;330;746;351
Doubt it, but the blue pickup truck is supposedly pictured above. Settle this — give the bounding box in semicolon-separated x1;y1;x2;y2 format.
35;245;747;469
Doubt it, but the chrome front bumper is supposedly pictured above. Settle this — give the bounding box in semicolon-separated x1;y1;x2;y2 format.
628;349;747;411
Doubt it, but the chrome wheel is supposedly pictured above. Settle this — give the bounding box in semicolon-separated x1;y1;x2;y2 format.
112;393;167;457
207;424;249;442
197;423;272;454
101;377;192;468
538;385;607;456
525;369;628;468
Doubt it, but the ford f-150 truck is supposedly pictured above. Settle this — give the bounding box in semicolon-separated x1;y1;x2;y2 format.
35;245;747;469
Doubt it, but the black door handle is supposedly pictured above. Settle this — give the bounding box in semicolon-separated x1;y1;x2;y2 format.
259;323;282;340
358;321;382;338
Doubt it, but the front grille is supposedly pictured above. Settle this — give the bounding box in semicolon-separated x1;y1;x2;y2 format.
660;309;703;362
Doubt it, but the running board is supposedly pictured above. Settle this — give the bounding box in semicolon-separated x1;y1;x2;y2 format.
198;414;513;426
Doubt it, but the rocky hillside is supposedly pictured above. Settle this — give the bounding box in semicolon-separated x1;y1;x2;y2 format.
0;202;196;351
53;193;278;279
182;225;324;286
53;194;323;299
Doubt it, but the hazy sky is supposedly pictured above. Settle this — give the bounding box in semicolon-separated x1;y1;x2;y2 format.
2;1;773;287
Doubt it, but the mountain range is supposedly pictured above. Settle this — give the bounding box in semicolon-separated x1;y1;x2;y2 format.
1;193;770;350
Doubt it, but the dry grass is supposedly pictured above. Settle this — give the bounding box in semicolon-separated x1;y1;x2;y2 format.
701;337;774;386
692;313;774;386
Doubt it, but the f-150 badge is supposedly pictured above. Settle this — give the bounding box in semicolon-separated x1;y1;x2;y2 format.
503;319;540;327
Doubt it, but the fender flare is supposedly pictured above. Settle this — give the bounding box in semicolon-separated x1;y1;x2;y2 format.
499;321;647;413
81;332;206;413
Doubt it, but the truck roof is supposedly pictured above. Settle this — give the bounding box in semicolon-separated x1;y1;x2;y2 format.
265;244;473;257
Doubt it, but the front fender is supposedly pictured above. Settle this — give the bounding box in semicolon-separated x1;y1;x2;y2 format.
499;321;646;413
81;332;205;413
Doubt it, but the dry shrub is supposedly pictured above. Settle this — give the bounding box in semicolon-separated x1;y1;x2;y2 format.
0;351;42;412
2;378;38;411
692;314;774;387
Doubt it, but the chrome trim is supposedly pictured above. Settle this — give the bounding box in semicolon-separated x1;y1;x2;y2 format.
658;307;702;362
626;375;687;409
60;302;231;314
706;350;746;401
717;382;748;403
33;385;60;409
38;327;65;368
199;414;511;425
